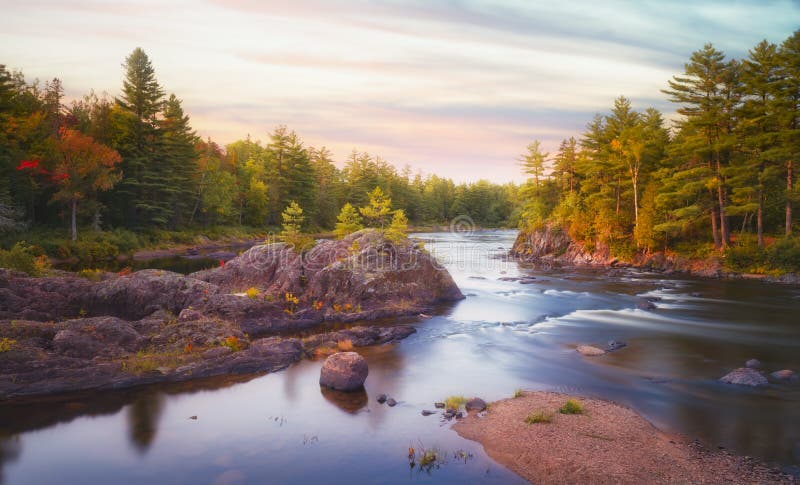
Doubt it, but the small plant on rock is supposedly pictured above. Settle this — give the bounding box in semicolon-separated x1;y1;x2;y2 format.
246;287;260;299
513;388;524;398
222;336;241;352
337;339;354;351
0;338;17;353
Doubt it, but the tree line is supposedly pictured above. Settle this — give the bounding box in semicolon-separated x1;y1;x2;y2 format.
519;32;799;268
0;48;519;242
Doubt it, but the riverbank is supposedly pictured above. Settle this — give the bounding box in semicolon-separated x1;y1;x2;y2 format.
511;226;800;285
455;391;795;484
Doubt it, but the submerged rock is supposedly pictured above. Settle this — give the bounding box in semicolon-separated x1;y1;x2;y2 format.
421;410;436;416
319;352;369;392
377;394;388;404
636;300;657;311
386;398;397;407
576;345;606;357
745;359;762;369
434;402;446;408
606;340;627;352
770;369;796;381
719;368;768;387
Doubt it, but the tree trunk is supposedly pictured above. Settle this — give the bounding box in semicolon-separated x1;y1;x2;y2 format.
788;160;793;236
757;186;764;248
71;199;77;241
710;197;721;250
715;158;729;247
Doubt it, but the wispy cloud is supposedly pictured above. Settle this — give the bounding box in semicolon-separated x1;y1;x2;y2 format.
0;0;796;182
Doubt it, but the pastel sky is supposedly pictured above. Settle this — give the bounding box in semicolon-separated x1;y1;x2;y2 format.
1;0;797;183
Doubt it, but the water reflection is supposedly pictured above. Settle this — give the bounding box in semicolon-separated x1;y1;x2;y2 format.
0;435;22;484
319;387;368;414
126;393;165;454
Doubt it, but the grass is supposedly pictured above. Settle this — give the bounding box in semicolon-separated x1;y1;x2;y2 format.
336;339;354;351
120;348;187;375
0;337;17;353
559;399;584;415
444;395;467;410
513;388;524;398
524;411;553;424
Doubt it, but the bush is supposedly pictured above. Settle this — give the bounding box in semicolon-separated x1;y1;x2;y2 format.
0;242;50;276
766;237;800;272
245;287;260;299
524;411;552;424
444;395;467;410
558;399;583;415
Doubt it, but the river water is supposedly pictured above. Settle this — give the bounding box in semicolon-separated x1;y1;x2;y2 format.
2;230;799;484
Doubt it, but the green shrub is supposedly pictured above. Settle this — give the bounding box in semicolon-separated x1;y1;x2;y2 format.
513;388;524;398
0;242;50;276
524;411;552;424
766;237;800;272
558;399;583;415
444;395;467;410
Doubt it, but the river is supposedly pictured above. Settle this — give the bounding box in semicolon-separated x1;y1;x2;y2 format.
1;230;799;484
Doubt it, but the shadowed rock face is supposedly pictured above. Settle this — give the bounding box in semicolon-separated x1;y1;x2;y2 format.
0;230;450;400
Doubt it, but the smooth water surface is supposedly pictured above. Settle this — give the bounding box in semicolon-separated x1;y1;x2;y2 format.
2;230;800;484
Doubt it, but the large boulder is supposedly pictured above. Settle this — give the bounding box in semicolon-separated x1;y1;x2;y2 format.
719;368;768;387
192;230;464;315
576;345;606;356
319;351;369;391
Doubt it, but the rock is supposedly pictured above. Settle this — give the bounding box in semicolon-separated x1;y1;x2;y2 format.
201;347;233;360
636;300;657;310
193;230;465;312
178;308;203;321
468;276;487;280
518;278;537;284
377;394;388;404
576;345;606;356
690;292;702;298
465;397;487;412
188;415;198;420
745;359;762;369
319;352;369;392
434;402;445;408
606;340;627;352
770;369;796;381
719;368;768;387
421;410;436;416
386;398;397;407
443;410;456;420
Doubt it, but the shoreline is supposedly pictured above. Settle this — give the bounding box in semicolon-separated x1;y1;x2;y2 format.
454;391;796;484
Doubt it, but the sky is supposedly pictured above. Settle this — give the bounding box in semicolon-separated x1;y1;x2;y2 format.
0;0;798;183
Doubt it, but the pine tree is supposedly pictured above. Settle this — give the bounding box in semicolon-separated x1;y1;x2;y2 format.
280;201;313;251
663;44;738;248
112;48;167;227
776;31;800;235
160;94;197;225
360;186;392;228
385;209;409;243
334;203;363;239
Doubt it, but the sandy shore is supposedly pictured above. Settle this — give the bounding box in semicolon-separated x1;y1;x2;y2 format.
454;391;794;484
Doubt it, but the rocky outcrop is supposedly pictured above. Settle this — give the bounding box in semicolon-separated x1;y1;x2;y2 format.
0;230;450;400
193;230;464;316
319;352;369;391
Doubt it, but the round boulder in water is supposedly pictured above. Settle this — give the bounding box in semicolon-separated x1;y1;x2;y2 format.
319;352;369;391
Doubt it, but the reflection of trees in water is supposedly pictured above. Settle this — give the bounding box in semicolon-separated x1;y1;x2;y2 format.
0;434;22;483
126;393;165;454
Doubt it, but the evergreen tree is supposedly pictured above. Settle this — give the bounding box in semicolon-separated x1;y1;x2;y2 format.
334;202;363;239
112;47;167;227
360;186;392;228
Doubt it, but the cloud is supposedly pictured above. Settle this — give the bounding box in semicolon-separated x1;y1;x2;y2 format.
1;0;797;182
